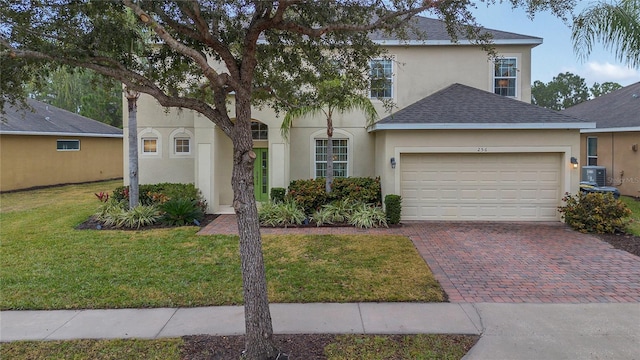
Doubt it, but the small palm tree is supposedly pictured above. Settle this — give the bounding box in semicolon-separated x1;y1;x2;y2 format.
572;0;640;68
282;77;378;193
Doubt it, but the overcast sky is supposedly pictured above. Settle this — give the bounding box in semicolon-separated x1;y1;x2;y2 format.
469;1;640;87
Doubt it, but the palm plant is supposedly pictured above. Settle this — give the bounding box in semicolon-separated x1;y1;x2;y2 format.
281;76;378;193
572;0;640;68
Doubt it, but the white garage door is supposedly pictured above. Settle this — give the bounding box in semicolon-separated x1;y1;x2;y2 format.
401;153;561;221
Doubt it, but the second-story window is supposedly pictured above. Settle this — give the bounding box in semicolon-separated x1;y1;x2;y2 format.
370;59;393;99
494;58;517;97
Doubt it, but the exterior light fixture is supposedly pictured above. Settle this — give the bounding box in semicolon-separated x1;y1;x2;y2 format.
570;157;578;169
390;157;396;169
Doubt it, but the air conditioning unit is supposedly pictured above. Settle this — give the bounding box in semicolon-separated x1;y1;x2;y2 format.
582;166;606;187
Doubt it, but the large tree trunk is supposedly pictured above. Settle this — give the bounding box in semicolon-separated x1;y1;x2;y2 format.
232;97;279;360
126;90;140;209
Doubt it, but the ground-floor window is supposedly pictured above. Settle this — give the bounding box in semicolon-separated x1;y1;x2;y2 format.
587;137;597;165
56;139;80;151
315;139;348;178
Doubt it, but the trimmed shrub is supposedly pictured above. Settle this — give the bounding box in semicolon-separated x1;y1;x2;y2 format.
270;187;286;203
116;205;161;229
96;203;160;229
286;179;328;214
286;177;382;214
331;177;382;206
160;198;204;226
349;203;388;229
384;194;402;224
558;192;631;234
311;199;356;226
258;200;306;228
113;183;207;212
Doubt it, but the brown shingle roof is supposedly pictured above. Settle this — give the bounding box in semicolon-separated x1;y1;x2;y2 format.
562;82;640;129
370;16;542;44
370;83;593;131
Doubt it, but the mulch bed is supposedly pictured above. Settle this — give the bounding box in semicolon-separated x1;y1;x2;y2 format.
75;214;218;231
180;334;479;360
595;232;640;257
181;334;331;360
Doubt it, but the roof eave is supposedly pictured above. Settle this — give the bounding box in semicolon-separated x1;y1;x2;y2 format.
367;122;596;132
373;38;543;46
0;131;123;138
581;126;640;133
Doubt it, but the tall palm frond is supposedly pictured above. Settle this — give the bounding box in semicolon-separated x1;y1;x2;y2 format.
572;0;640;68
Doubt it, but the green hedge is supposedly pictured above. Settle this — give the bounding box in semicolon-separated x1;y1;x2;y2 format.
384;194;402;224
113;183;207;212
286;177;382;214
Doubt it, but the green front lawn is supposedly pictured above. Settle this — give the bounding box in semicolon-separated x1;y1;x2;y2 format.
621;196;640;236
0;181;443;310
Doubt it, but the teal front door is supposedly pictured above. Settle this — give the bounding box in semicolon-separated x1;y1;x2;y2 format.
253;148;269;202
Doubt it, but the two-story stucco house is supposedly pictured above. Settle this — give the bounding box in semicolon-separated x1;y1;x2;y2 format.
124;17;593;221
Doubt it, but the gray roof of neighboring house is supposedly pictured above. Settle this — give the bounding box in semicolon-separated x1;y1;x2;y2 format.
0;99;123;137
369;83;594;131
561;81;640;131
370;16;542;45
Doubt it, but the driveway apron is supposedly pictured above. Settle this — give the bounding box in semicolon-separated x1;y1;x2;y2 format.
200;216;640;303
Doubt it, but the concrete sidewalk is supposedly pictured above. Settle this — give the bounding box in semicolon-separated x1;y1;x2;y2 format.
2;302;639;359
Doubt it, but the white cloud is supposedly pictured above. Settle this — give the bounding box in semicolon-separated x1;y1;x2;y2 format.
582;62;640;86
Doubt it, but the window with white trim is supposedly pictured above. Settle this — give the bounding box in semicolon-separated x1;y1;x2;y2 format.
174;138;190;154
494;58;517;97
139;128;162;158
142;138;158;154
57;139;80;151
587;137;597;166
315;139;348;178
370;59;393;99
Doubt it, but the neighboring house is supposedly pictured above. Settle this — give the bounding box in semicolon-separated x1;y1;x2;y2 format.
562;82;640;197
125;17;593;221
1;99;123;192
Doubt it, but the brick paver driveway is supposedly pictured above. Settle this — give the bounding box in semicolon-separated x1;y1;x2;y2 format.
407;222;640;303
200;216;640;303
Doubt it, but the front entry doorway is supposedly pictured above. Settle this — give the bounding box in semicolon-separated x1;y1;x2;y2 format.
253;148;269;202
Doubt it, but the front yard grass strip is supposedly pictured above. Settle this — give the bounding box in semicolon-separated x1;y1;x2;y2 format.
620;196;640;236
0;334;477;360
325;334;478;360
0;338;182;360
1;181;443;310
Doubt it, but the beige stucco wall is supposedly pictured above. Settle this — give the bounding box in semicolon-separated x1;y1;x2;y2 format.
126;42;536;212
580;132;640;196
123;95;196;186
375;129;582;209
1;135;123;192
384;44;533;111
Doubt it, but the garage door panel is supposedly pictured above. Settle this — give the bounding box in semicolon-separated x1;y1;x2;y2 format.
400;153;561;221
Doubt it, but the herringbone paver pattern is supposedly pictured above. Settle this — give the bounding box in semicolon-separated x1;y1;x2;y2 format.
199;215;640;303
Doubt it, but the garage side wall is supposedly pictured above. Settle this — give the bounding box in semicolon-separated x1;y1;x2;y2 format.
376;129;581;221
580;132;640;197
1;135;123;192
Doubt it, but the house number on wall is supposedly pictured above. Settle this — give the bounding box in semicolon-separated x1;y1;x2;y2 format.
477;147;488;152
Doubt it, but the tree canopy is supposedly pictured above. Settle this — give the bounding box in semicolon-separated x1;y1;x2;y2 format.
26;67;123;128
531;72;622;110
